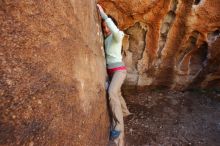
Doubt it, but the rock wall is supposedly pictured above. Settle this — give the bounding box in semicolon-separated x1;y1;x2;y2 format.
0;0;109;146
98;0;220;90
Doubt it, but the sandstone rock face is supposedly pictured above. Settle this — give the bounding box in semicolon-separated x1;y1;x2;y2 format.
0;0;109;145
98;0;220;90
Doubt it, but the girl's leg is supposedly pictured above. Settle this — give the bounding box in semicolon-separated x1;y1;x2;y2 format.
119;91;131;117
108;70;126;145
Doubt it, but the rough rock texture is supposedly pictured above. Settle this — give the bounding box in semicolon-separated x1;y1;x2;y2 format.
0;0;109;146
98;0;220;90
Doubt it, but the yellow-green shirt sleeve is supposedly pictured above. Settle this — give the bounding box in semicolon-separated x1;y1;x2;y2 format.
105;18;124;41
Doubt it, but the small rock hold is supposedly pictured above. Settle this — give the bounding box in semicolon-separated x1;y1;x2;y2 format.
0;89;4;96
6;79;13;86
29;141;34;146
129;128;134;135
37;100;42;104
12;115;16;119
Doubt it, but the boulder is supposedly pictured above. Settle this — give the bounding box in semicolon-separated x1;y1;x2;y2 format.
0;0;109;145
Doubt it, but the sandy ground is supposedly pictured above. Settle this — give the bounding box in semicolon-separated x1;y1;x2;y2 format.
123;89;220;146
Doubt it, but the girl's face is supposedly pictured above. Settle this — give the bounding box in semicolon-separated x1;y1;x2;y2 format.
102;21;111;36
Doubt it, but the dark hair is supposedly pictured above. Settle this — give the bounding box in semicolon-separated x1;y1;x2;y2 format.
102;15;118;27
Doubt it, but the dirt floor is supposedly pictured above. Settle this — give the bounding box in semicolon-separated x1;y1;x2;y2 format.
123;88;220;146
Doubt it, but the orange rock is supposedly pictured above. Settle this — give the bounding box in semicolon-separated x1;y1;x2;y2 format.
98;0;220;90
0;0;109;145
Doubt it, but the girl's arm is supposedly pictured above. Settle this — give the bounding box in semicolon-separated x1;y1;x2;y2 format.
97;4;124;41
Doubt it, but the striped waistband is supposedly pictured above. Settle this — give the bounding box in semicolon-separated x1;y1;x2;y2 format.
107;62;125;69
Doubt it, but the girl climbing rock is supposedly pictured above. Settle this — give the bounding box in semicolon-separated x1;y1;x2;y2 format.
97;4;131;146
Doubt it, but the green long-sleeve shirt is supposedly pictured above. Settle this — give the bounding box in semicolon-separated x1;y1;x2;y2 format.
100;11;125;68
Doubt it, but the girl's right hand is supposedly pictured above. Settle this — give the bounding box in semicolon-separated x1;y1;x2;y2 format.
97;4;104;14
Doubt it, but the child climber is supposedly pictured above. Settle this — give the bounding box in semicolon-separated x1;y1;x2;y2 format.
97;4;131;146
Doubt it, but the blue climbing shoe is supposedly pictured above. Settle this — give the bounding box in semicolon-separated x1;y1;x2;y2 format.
110;130;120;140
